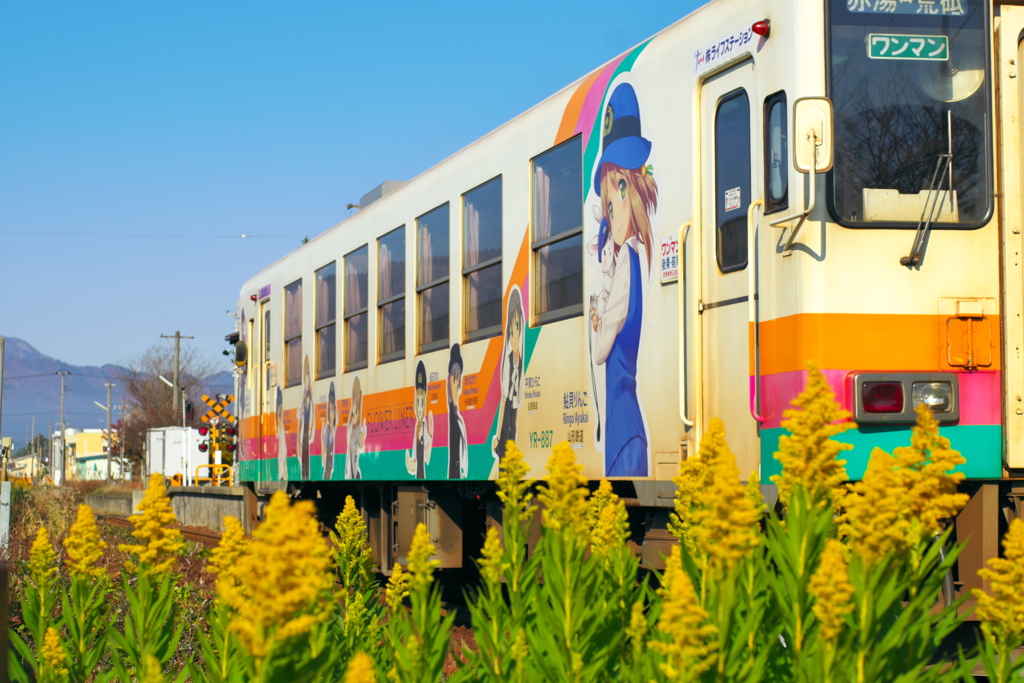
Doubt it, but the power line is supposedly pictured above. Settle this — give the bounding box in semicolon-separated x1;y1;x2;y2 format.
0;231;302;239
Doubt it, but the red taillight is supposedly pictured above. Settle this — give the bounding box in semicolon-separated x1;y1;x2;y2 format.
862;382;903;413
752;19;770;37
199;427;209;436
199;443;209;452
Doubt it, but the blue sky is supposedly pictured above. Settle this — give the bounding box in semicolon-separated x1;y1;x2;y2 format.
0;0;701;371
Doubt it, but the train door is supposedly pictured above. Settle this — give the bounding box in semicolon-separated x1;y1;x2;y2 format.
998;4;1024;470
255;301;276;487
699;61;763;477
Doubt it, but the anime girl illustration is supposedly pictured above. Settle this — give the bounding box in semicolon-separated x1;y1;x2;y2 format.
447;344;468;480
492;287;524;462
322;381;337;479
275;385;286;480
297;354;314;479
406;361;434;478
589;81;658;477
346;376;365;479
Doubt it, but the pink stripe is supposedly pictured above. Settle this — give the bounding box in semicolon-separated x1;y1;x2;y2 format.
576;57;626;148
759;369;1002;429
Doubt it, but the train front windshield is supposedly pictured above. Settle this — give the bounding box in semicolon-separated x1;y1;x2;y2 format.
828;0;991;227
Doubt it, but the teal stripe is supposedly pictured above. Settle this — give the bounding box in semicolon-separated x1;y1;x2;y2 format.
760;424;1003;482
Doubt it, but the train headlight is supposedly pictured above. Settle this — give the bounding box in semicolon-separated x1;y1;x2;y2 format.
853;372;960;423
912;382;953;414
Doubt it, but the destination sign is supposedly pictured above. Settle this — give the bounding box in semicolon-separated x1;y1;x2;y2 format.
867;33;949;61
847;0;966;15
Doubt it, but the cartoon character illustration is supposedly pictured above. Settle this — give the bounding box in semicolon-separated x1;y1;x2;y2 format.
406;361;434;478
447;344;468;480
322;381;337;479
346;376;365;479
275;385;286;480
589;81;658;477
492;287;524;462
297;355;314;479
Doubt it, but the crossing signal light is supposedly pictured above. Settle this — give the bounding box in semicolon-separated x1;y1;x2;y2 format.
197;426;210;453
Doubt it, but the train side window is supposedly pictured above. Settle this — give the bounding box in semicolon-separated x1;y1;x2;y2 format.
417;203;450;354
314;262;336;379
344;245;369;371
763;92;788;214
531;136;583;324
284;279;303;387
378;226;406;363
463;176;502;342
715;90;751;273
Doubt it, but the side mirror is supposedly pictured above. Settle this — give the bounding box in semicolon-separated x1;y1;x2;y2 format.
793;97;834;174
234;341;248;368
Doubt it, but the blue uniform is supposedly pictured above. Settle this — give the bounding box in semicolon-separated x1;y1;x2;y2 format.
605;245;648;477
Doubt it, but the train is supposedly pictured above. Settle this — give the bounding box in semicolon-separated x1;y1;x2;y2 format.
229;0;1020;594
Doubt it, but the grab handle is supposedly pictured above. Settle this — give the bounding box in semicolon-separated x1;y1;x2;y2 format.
747;198;765;424
677;222;693;427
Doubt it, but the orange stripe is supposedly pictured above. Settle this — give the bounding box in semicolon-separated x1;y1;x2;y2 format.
756;313;1002;375
554;70;600;145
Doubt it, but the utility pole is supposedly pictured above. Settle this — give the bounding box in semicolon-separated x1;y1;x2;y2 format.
57;370;69;485
104;382;114;481
120;395;127;483
160;331;193;413
0;338;5;453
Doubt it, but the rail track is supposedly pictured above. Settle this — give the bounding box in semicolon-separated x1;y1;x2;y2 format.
96;511;223;548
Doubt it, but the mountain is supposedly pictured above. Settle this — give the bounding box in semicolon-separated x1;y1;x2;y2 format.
0;337;235;451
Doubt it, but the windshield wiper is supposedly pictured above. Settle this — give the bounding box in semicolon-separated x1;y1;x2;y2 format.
901;111;954;267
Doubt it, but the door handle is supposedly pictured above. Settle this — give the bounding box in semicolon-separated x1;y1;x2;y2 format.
747;198;765;424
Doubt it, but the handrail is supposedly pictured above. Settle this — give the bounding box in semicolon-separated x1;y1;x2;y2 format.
677;221;694;427
747;198;765;424
196;463;233;486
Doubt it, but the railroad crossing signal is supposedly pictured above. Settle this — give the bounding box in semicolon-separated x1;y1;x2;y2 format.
200;394;235;424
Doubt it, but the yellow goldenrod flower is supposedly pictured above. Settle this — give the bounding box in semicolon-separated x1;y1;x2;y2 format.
689;419;762;576
330;496;375;595
651;546;717;682
809;539;854;641
587;479;616;529
625;599;648;647
496;441;534;523
669;455;705;558
478;526;506;585
207;516;246;596
29;527;58;589
118;473;184;578
843;406;967;566
771;365;853;509
142;653;164;683
407;523;440;594
41;627;68;676
590;496;629;563
538;442;588;536
218;491;334;657
385;563;410;612
974;518;1024;648
344;652;377;683
64;504;107;579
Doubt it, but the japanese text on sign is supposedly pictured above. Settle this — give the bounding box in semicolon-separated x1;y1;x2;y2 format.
694;25;756;74
867;34;949;61
660;232;679;284
847;0;965;15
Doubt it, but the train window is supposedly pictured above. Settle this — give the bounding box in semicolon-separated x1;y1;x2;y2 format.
283;279;303;387
344;246;369;371
378;227;406;363
531;136;583;324
314;263;336;379
715;90;751;273
763;92;788;214
463;176;502;342
417;203;450;353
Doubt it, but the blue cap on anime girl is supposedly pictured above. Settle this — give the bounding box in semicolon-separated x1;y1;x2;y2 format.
593;82;652;196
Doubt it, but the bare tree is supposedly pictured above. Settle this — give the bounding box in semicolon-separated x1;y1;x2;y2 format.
114;344;221;476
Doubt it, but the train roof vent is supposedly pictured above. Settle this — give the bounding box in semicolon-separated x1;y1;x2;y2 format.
359;180;406;209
